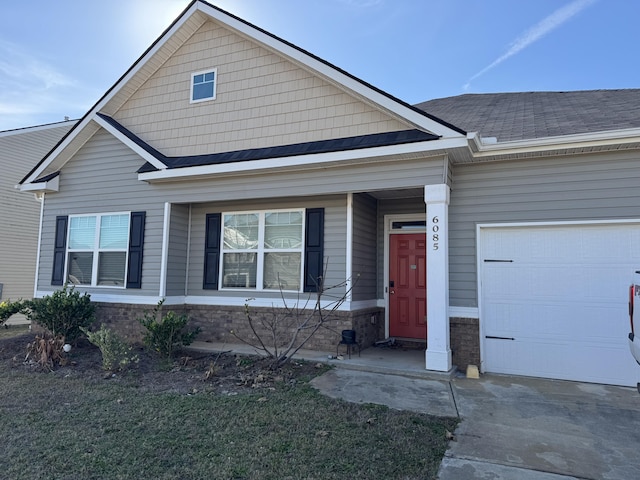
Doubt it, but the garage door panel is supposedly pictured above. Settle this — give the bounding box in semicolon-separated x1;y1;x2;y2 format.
481;223;640;386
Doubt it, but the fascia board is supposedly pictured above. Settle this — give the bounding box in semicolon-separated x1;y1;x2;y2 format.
22;116;97;184
469;127;640;158
196;2;464;139
18;175;59;193
138;137;467;182
93;115;167;170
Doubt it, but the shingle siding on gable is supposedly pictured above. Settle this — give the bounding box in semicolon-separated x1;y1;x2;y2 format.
113;20;411;157
0;123;74;302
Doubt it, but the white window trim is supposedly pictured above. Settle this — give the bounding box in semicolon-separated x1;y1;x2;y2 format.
66;212;131;289
190;68;217;104
220;208;305;292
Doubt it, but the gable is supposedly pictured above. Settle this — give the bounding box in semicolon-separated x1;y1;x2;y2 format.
112;19;416;157
20;0;465;188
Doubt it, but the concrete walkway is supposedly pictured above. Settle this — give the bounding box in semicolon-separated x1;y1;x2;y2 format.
189;341;640;479
311;369;640;480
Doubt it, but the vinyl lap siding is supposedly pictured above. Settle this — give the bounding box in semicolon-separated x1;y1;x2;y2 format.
38;132;165;296
0;123;74;301
449;150;640;307
166;204;190;296
351;193;377;301
187;196;347;300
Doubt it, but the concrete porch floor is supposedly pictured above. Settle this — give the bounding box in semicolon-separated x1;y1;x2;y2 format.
187;340;455;380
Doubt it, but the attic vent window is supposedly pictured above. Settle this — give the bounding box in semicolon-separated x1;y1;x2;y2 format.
191;69;217;103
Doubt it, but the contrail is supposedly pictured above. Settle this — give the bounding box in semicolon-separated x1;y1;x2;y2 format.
463;0;597;90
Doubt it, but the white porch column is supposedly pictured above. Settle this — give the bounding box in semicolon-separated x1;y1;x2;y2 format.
424;184;452;372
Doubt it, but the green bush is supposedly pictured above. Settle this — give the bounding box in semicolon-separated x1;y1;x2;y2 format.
25;285;95;342
82;325;138;372
0;300;26;325
138;300;201;358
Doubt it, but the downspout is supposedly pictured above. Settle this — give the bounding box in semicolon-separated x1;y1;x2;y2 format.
33;193;45;298
159;202;171;298
345;193;353;302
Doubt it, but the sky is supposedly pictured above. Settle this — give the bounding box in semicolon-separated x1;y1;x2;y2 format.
0;0;638;131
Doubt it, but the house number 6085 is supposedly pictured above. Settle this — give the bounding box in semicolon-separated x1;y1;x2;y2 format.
431;216;439;250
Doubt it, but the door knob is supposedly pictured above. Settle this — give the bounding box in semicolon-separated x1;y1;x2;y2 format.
390;290;395;294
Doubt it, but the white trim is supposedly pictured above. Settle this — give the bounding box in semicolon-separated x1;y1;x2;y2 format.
35;290;163;305
345;193;353;300
220;208;305;292
185;204;192;296
477;218;640;230
468;127;640;158
93;115;167;171
476;218;640;373
190;68;217;103
138;138;468;182
159;202;172;297
33;193;45;297
18;175;59;193
66;212;131;288
383;213;427;339
448;306;478;318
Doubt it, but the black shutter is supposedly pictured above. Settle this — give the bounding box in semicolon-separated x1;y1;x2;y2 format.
304;208;324;292
126;211;146;289
203;213;222;290
51;215;68;286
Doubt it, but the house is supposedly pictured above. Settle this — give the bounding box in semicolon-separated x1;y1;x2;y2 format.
0;120;75;323
18;0;640;386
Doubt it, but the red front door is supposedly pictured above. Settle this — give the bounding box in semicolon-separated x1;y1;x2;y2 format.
389;233;426;339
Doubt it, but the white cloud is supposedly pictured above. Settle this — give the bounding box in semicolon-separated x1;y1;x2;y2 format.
463;0;597;90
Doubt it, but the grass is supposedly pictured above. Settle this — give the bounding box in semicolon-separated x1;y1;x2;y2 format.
0;323;30;339
0;346;458;480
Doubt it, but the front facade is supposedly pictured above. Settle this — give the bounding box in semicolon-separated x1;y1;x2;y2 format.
0;120;75;321
19;1;640;386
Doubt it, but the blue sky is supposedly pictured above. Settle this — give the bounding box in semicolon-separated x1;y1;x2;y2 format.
1;0;638;131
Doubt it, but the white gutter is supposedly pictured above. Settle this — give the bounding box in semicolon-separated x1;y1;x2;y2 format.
468;127;640;158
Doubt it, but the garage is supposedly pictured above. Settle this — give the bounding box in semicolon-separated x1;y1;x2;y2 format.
479;222;640;386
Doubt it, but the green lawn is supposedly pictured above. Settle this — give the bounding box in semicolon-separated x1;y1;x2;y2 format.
0;338;457;480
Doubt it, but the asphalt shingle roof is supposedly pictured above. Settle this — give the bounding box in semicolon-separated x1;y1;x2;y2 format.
415;89;640;142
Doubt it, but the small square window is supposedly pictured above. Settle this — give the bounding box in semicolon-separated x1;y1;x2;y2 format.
191;69;217;103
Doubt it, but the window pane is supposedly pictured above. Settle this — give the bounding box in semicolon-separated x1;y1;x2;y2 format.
194;74;204;83
68;216;96;249
264;253;301;290
204;72;215;82
224;214;259;249
99;214;129;249
98;252;126;286
264;212;302;249
193;82;214;100
67;252;93;285
222;253;257;288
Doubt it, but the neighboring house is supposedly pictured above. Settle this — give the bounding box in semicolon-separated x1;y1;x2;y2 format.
17;0;640;386
0;120;76;323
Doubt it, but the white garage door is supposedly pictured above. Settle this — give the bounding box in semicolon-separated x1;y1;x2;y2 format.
480;223;640;386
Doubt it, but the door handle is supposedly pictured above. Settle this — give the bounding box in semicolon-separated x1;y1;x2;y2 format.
390;290;395;294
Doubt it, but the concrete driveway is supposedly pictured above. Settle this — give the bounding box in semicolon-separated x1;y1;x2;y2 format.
311;369;640;479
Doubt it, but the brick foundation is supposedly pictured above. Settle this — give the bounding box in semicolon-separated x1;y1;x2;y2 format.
449;316;480;371
93;302;384;353
92;303;479;369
